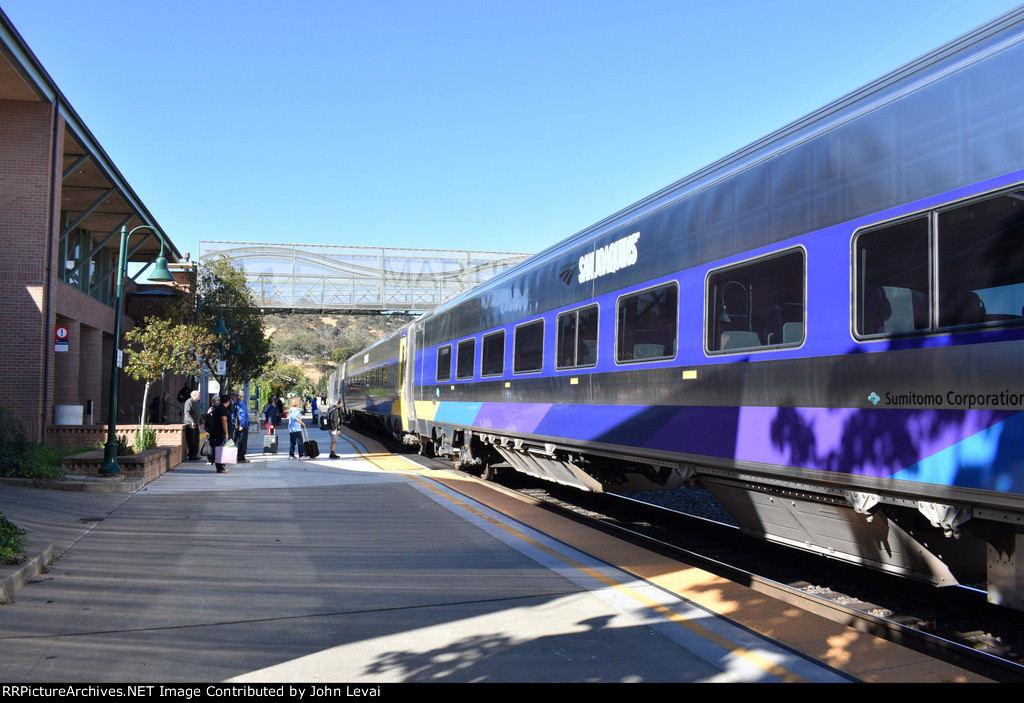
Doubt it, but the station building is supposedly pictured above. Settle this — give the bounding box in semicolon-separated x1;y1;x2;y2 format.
0;11;188;445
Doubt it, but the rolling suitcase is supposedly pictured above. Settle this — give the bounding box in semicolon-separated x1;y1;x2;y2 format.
263;432;278;454
301;426;319;459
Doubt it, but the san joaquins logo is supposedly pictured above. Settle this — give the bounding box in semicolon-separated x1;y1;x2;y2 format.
576;232;641;284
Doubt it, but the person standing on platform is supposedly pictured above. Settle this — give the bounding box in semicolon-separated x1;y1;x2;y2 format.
184;390;201;461
150;391;170;424
326;398;343;459
262;399;279;433
207;395;233;473
231;391;250;463
288;396;305;460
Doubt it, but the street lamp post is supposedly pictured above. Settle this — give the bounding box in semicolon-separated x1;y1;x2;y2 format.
99;224;175;476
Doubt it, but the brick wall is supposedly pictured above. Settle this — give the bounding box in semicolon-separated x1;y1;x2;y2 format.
0;100;60;442
0;100;190;444
48;423;188;463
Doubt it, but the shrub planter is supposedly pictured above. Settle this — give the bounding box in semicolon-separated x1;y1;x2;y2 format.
61;445;180;485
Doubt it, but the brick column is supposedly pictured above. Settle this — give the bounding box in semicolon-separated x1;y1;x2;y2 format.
0;100;60;442
53;316;80;418
79;324;103;424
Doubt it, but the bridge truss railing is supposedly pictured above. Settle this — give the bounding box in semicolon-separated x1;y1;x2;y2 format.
198;241;531;314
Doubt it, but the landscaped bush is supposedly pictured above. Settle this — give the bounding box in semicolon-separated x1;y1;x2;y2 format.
0;407;29;478
132;426;156;453
0;406;74;481
0;511;25;564
22;444;77;481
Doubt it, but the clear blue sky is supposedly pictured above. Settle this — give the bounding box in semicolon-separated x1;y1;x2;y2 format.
3;0;1022;262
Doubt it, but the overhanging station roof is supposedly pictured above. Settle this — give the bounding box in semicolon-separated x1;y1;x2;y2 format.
0;9;183;271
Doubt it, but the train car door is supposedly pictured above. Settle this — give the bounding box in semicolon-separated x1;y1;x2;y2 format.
339;362;348;414
398;331;416;433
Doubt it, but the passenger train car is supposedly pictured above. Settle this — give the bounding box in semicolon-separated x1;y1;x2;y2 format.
331;8;1024;610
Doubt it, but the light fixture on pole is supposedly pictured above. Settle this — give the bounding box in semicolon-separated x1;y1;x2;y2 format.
100;224;175;476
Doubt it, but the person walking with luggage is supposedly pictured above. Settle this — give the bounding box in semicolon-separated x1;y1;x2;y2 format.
262;399;279;433
327;398;343;459
287;396;305;460
184;390;202;461
230;391;250;463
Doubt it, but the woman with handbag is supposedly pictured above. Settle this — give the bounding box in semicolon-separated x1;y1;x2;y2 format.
209;395;234;473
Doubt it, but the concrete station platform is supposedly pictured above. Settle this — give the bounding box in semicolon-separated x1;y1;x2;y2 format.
0;422;994;683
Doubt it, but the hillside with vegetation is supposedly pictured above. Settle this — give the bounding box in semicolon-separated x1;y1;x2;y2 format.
262;313;413;396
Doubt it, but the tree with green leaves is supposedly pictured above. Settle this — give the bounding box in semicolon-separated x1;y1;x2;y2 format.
259;360;309;400
123;316;217;438
195;257;273;394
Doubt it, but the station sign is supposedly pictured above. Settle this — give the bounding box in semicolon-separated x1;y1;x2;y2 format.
55;325;69;352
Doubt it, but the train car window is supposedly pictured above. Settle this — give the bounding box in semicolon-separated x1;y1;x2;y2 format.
616;283;678;363
854;187;1024;339
482;331;505;377
456;338;476;380
938;189;1024;329
706;249;805;353
513;319;544;373
854;217;929;337
557;305;599;369
436;345;451;382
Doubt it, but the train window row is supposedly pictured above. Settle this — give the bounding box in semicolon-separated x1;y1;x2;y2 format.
350;363;388;389
434;257;804;381
855;186;1024;337
430;185;1024;383
435;280;684;382
439;318;546;381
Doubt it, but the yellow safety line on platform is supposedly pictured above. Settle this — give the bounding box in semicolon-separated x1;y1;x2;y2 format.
341;436;809;683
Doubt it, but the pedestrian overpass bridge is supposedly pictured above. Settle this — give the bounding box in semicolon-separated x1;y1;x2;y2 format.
198;241;531;314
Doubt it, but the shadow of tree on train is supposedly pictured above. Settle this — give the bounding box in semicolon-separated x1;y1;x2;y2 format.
766;343;1024;494
663;341;1024;605
708;340;1024;597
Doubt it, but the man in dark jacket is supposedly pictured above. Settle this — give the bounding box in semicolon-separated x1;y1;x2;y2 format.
262;400;280;432
326;398;343;460
231;391;250;463
183;390;201;461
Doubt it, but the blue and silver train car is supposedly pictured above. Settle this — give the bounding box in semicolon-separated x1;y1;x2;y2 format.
332;8;1024;609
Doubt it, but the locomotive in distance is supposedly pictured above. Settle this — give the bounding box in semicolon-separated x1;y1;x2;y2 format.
331;7;1024;611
